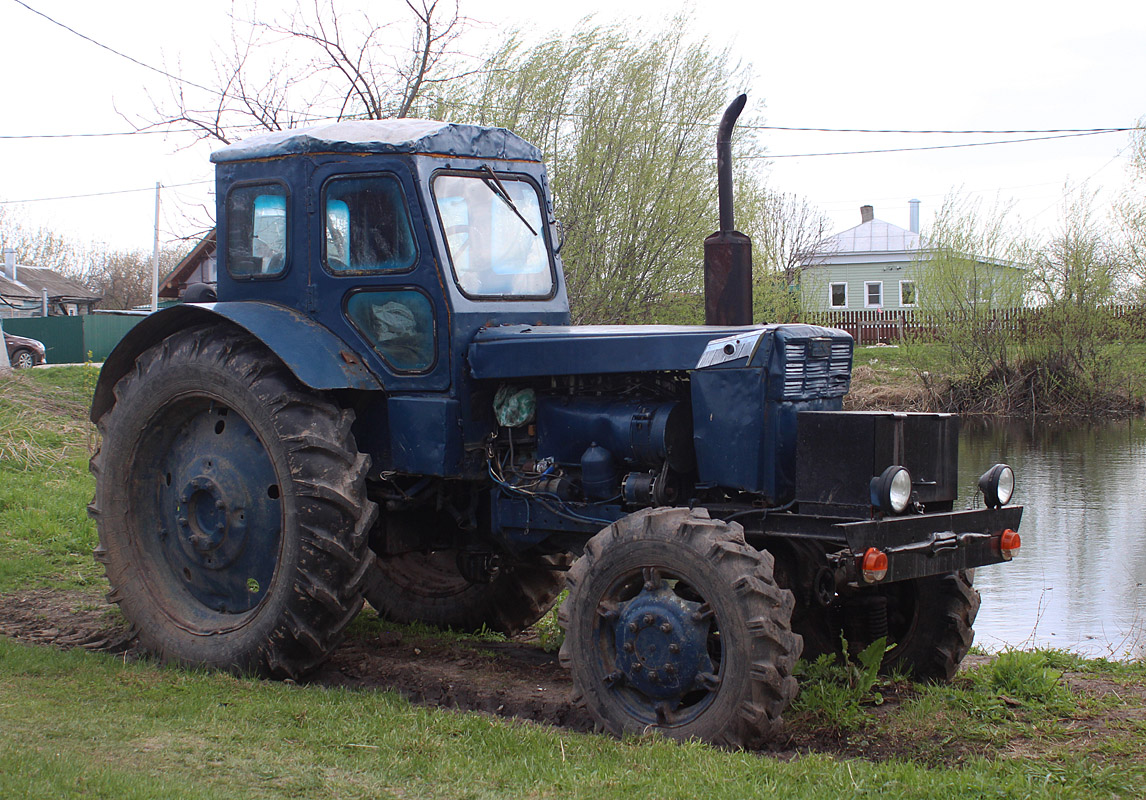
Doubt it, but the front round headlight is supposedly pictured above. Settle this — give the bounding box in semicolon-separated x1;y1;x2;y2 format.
870;465;912;515
979;464;1015;508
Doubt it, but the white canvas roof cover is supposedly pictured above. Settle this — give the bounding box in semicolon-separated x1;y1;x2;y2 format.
211;119;543;164
822;218;923;255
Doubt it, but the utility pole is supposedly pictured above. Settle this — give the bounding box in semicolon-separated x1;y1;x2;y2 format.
0;317;9;371
151;182;161;313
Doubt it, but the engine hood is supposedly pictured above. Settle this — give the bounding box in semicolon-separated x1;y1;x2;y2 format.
466;323;771;379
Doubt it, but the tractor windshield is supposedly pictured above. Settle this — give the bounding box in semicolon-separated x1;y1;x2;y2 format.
432;171;555;299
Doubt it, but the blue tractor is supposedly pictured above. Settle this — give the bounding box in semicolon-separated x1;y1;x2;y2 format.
90;100;1022;748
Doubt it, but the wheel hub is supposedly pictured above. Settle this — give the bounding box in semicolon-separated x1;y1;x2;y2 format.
175;470;249;565
611;574;714;701
153;403;282;614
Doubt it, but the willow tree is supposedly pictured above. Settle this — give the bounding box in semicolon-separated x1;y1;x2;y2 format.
442;20;766;323
908;194;1027;410
1117;118;1146;303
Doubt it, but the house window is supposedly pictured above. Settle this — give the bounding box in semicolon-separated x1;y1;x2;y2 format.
899;280;917;307
829;282;847;308
865;281;883;308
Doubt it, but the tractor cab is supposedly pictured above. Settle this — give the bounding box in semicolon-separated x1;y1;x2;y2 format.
210;120;572;394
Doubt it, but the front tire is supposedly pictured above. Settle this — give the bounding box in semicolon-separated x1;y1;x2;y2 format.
11;348;35;369
793;570;980;682
559;507;801;748
90;325;376;678
881;571;980;681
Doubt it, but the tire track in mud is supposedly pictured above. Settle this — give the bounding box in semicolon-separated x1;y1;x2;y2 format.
0;590;594;732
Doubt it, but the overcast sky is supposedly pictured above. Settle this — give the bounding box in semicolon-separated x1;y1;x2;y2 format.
1;0;1143;254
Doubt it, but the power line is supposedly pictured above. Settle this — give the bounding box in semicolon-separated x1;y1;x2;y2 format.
0;179;213;205
0;129;202;140
757;130;1120;159
11;0;220;96
742;125;1136;135
438;99;1139;136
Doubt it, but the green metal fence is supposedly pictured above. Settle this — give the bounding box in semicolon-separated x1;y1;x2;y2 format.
3;314;143;363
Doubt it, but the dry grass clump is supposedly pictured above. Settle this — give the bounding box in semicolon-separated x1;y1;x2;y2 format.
0;370;95;471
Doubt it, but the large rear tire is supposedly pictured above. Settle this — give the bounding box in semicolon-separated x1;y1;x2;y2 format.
364;549;565;635
559;507;801;748
90;325;376;679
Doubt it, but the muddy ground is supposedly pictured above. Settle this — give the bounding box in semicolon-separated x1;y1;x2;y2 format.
3;589;1144;764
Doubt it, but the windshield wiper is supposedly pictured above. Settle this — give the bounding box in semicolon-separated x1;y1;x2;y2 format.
480;165;538;237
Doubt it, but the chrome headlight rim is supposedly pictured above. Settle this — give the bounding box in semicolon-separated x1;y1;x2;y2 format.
979;463;1015;508
870;465;912;515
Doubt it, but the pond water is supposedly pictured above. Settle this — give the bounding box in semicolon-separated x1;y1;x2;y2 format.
958;418;1146;658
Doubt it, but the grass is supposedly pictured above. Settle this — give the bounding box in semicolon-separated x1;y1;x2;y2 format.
2;637;1144;800
0;366;102;593
850;341;1146;416
2;368;1146;798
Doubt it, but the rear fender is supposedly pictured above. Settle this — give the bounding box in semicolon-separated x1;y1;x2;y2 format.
91;302;383;422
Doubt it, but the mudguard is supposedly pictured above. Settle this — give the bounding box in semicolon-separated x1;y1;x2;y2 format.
91;302;384;422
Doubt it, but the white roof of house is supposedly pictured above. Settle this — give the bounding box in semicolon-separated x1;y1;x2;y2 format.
823;218;923;255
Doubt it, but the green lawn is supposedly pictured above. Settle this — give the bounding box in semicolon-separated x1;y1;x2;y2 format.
2;367;1145;799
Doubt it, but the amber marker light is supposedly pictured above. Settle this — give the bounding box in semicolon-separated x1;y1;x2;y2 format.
861;547;888;583
1000;528;1021;560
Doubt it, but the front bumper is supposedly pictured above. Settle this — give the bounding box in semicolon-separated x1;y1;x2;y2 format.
835;506;1023;583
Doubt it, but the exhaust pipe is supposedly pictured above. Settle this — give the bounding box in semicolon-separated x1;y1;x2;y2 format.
703;94;753;326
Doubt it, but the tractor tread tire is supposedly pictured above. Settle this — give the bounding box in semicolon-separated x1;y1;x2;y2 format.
364;552;566;636
559;507;801;749
90;324;376;680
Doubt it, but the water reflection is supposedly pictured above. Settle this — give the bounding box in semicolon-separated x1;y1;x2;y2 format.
958;417;1146;658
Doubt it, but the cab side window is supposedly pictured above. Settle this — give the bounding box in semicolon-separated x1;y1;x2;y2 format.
225;184;288;277
324;175;417;273
345;290;435;373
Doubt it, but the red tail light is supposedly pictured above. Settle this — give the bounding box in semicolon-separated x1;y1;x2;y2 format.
1000;528;1021;560
861;547;888;583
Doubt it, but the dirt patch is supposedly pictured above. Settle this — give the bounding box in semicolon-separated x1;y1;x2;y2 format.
0;589;594;733
2;589;1143;765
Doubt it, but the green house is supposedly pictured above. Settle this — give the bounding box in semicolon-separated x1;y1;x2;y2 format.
800;202;1023;314
800;203;925;313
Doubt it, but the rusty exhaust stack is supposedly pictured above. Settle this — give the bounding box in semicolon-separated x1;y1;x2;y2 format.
704;94;753;326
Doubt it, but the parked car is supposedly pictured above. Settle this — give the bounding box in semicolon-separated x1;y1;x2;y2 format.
4;331;47;368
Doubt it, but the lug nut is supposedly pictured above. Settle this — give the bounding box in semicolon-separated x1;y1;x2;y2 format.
622;642;635;653
642;614;654;626
668;643;680;654
664;664;677;676
647;670;659;683
660;622;673;634
628;622;639;633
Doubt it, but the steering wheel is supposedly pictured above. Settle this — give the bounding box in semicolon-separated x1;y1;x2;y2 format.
444;224;472;257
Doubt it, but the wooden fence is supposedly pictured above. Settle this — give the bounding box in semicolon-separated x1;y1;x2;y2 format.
801;305;1146;346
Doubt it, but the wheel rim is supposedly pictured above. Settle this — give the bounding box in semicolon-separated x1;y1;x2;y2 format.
596;566;722;728
14;351;34;369
137;397;283;625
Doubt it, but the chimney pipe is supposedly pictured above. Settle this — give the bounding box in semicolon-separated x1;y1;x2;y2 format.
703;94;753;326
909;199;920;233
3;248;15;282
860;205;874;223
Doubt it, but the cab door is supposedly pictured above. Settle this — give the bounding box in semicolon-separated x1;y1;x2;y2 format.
307;157;450;392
